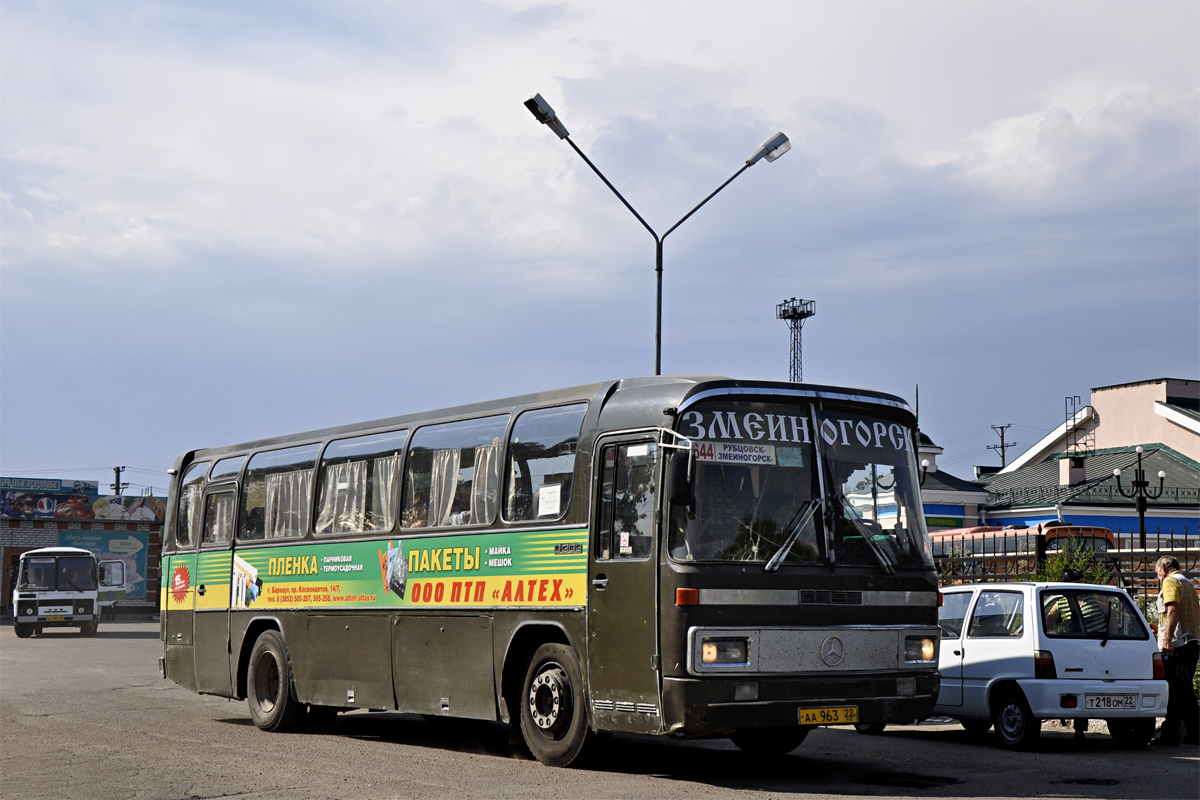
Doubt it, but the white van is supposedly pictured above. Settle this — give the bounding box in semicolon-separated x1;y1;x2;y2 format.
933;582;1167;748
11;547;125;637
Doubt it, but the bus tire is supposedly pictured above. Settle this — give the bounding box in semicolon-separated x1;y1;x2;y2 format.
519;643;591;767
14;623;33;638
247;630;305;732
730;725;810;755
854;722;887;735
992;689;1040;750
80;619;98;636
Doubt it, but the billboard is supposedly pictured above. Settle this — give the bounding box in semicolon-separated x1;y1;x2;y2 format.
0;477;165;522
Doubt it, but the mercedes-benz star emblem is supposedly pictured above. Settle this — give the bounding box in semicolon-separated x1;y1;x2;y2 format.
820;635;845;667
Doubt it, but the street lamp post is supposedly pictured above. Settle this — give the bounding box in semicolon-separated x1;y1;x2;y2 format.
525;93;790;375
1113;446;1166;549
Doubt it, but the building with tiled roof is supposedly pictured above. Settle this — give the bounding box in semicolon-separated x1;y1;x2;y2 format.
977;378;1199;542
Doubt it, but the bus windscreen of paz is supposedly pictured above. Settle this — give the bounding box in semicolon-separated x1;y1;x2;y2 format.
160;376;940;766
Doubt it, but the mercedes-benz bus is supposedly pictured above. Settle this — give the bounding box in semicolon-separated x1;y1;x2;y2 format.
160;376;940;765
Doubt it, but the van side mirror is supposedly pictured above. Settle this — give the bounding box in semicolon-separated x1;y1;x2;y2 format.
668;452;693;506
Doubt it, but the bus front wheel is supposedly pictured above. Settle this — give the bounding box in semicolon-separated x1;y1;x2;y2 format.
80;619;98;636
247;630;305;732
519;643;591;767
14;623;33;638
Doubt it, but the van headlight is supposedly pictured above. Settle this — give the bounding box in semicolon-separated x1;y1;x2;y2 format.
905;636;936;663
701;638;749;665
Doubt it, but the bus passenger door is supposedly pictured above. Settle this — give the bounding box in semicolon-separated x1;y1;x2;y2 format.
194;488;236;696
163;544;198;690
587;438;662;734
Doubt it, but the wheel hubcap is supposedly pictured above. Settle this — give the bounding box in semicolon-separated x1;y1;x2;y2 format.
1000;703;1023;737
529;666;566;731
254;654;280;714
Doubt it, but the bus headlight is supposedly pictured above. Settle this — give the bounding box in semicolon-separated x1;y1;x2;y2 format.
905;636;936;663
21;605;35;616
701;638;749;665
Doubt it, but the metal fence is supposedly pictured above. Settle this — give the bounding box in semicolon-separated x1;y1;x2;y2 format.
934;532;1200;603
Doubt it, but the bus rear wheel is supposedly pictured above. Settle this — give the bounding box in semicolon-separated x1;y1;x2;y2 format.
730;725;811;755
14;623;33;638
519;643;591;767
247;630;305;732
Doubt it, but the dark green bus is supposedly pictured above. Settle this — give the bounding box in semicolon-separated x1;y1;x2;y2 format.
160;376;940;765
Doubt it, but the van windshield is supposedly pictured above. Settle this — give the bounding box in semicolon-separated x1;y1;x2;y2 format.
18;556;96;592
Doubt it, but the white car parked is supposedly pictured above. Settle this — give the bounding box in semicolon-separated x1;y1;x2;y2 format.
932;581;1167;749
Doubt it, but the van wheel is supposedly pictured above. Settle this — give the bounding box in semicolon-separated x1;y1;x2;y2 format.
960;718;992;735
519;643;591;767
731;726;811;755
14;623;33;638
1107;718;1154;749
247;630;305;732
993;690;1040;749
854;723;887;735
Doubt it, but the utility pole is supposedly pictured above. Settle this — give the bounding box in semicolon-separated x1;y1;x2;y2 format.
112;466;129;497
987;425;1016;467
776;298;816;382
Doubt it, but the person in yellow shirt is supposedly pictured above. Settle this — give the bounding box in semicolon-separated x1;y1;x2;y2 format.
1155;556;1200;746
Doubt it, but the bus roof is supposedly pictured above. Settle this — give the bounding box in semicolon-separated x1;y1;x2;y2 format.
174;375;915;470
19;547;96;559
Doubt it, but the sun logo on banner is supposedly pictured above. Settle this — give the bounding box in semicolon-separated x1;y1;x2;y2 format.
170;564;190;604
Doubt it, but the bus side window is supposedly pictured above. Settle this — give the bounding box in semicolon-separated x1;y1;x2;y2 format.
239;444;321;540
595;442;657;561
503;403;587;523
202;493;236;545
175;462;208;548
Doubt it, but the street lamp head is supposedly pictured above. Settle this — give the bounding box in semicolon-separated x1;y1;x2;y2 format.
1113;468;1121;477
1135;445;1143;454
525;93;570;139
746;131;791;165
1158;470;1166;479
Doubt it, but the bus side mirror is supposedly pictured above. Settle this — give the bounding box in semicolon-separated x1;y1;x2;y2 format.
668;452;692;506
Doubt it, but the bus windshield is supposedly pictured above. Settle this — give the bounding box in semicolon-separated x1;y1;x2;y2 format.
817;408;932;569
670;401;932;569
18;556;96;591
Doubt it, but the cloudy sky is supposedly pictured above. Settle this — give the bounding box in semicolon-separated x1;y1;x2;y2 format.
2;0;1197;492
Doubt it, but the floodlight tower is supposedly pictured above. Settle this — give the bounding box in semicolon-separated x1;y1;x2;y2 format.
776;297;816;383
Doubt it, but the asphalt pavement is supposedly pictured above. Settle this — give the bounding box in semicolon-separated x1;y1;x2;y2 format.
2;620;1196;799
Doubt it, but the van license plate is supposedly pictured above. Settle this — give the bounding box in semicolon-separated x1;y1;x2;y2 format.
798;706;858;725
45;616;65;621
1085;694;1135;710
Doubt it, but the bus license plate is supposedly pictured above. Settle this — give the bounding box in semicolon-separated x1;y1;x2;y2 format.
798;706;858;725
1085;694;1135;710
45;616;65;621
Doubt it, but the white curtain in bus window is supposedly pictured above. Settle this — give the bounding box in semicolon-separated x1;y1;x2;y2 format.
470;444;501;524
504;403;587;522
429;449;461;526
372;454;399;528
316;460;368;533
314;430;407;535
814;408;930;568
265;470;313;539
239;444;320;540
402;415;509;529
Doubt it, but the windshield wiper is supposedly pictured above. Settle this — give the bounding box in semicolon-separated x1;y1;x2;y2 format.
765;499;822;573
835;495;895;576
